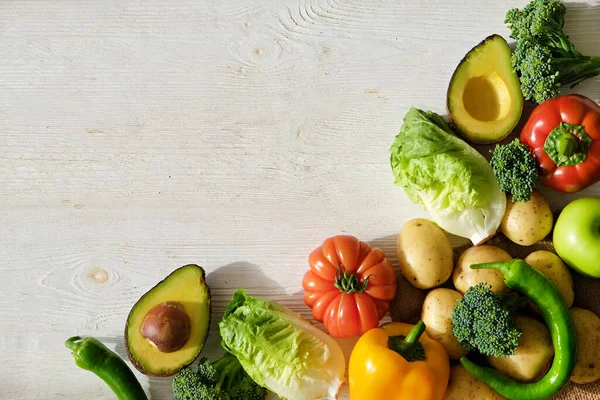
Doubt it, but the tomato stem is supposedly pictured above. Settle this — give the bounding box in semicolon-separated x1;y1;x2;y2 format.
333;264;371;294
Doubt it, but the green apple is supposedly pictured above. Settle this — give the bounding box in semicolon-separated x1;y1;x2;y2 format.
553;197;600;278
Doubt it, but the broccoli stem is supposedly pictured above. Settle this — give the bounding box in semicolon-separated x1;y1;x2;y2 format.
554;56;600;88
212;353;237;371
545;31;581;58
497;292;529;315
212;354;243;391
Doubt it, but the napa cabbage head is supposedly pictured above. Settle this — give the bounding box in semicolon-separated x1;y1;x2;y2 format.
390;107;506;245
219;289;345;400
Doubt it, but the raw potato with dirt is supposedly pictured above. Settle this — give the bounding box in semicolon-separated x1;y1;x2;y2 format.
444;365;507;400
397;218;454;289
570;308;600;384
486;316;555;383
524;250;574;310
421;288;468;360
500;192;553;246
452;245;511;294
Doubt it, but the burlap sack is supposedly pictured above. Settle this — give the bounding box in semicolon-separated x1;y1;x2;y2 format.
389;233;600;399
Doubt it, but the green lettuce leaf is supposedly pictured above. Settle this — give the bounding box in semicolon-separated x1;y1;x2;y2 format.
219;290;345;400
390;107;506;244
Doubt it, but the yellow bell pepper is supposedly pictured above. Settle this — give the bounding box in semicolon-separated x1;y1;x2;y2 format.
349;321;450;400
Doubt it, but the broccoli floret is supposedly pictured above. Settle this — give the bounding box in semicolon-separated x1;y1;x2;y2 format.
489;139;539;202
452;283;527;358
172;365;219;400
505;0;600;103
172;354;267;400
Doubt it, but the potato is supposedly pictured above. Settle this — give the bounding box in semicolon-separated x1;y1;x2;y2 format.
487;316;554;382
397;218;453;289
570;308;600;384
524;250;574;310
500;191;553;246
421;288;468;360
453;245;511;295
444;365;507;400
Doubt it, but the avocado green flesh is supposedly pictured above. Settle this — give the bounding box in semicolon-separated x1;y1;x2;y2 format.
447;34;523;144
125;264;211;377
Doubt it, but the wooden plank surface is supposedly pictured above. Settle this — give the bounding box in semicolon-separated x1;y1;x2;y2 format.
1;0;600;399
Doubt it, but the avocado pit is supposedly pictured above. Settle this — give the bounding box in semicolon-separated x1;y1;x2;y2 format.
141;301;191;353
125;264;211;376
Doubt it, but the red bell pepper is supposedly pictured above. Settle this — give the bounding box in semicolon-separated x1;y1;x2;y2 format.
520;94;600;193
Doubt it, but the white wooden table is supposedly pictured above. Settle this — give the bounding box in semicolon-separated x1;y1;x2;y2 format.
2;1;600;399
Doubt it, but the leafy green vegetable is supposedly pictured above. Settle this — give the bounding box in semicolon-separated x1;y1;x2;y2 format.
389;107;506;245
172;354;267;400
219;290;345;400
490;139;540;202
505;0;600;103
452;283;527;357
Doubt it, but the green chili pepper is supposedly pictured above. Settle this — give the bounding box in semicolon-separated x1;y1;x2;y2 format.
459;259;576;400
65;336;148;400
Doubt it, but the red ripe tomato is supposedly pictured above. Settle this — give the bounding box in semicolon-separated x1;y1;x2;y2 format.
302;235;397;338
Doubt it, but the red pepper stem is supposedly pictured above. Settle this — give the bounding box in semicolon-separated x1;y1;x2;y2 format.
543;122;592;167
556;132;579;157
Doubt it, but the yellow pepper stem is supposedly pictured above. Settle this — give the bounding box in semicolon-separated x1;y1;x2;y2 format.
388;320;427;362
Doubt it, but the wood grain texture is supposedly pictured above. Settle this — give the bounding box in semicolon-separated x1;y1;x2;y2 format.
1;0;600;399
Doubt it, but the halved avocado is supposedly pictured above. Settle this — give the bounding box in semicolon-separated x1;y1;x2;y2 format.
125;264;211;377
447;34;523;144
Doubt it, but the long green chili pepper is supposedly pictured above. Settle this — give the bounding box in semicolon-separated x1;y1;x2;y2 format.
459;259;576;400
65;336;148;400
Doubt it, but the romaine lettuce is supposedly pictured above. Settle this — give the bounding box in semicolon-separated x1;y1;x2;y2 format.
390;107;506;245
219;290;345;400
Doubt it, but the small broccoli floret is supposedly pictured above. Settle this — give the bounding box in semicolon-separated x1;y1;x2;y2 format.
505;0;600;103
227;376;268;400
172;354;267;400
505;0;573;54
452;283;527;358
489;139;539;202
172;359;221;400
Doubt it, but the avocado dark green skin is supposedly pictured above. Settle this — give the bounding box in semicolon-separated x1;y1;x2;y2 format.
124;264;212;377
447;34;499;133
